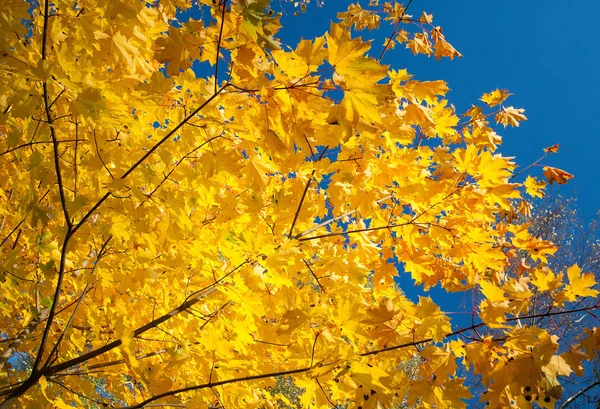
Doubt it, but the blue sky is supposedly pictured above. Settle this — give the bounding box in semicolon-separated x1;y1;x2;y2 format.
274;0;600;327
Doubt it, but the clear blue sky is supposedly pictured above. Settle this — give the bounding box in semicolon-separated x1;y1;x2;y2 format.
275;0;600;327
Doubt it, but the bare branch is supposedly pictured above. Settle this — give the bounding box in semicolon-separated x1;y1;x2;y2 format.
559;381;600;409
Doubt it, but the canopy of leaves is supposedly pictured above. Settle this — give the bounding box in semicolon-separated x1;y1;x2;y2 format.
0;1;597;409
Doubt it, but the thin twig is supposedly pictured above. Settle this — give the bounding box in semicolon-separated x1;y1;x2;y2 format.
48;379;109;407
288;147;329;238
378;0;414;62
509;152;548;181
214;0;228;94
0;139;83;158
288;170;314;238
93;129;114;179
0;218;25;248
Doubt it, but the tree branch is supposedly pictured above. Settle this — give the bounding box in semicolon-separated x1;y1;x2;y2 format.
559;380;600;409
42;260;247;377
113;304;600;409
42;236;113;369
214;0;228;94
70;85;229;238
288;147;328;238
288;170;314;238
44;82;71;228
378;0;414;62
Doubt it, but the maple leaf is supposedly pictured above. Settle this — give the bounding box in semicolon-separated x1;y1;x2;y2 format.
431;27;462;60
562;264;599;302
543;143;560;153
543;166;574;184
495;106;527;127
523;175;546;198
338;3;381;31
420;12;434;24
480;89;511;107
407;32;433;56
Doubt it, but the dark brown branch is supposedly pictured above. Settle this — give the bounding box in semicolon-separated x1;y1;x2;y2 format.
299;184;464;241
41;260;247;377
302;259;335;307
251;338;289;347
69;86;229;238
73;121;79;198
43;236;113;369
294;208;359;239
288;170;314;238
310;332;320;367
137;133;227;208
360;303;600;357
48;88;66;110
93;129;114;180
42;287;217;377
227;80;322;94
110;304;600;409
0;5;66;406
509;152;548;181
316;378;336;407
298;220;412;241
44;81;71;228
29;231;70;376
29;0;72;380
214;0;228;94
0;139;83;158
120;86;227;180
0;218;25;248
48;378;109;407
123;366;313;409
1;269;32;282
559;380;600;409
288;146;329;238
58;349;168;375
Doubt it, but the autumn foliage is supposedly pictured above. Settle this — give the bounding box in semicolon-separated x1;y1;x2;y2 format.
0;1;598;408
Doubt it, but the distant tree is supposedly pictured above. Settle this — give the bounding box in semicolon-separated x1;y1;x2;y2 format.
467;190;600;408
526;192;600;409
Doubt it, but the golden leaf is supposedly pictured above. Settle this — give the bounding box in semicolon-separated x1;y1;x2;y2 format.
495;106;527;127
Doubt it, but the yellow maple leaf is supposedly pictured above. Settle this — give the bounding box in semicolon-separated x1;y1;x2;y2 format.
523;176;546;198
480;89;511;107
479;280;506;303
479;300;510;328
563;264;599;302
407;32;433;56
495;106;527;127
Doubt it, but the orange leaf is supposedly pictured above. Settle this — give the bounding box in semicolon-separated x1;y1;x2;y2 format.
543;166;574;185
543;143;560;153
